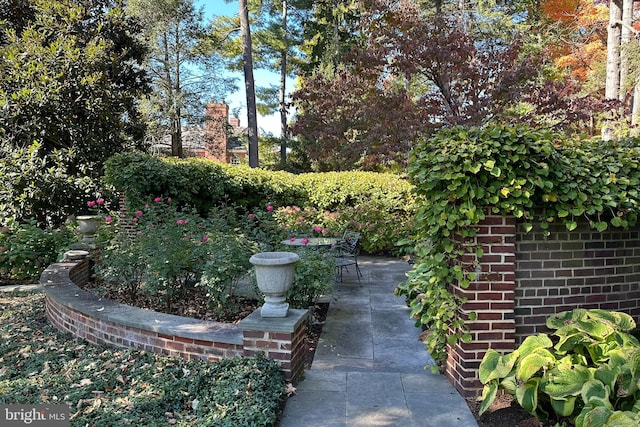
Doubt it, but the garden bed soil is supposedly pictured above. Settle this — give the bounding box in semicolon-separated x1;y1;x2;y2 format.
467;394;544;426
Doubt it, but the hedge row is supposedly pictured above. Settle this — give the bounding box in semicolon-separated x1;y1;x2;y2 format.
103;152;415;253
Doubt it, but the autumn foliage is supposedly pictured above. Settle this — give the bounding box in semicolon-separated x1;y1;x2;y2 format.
541;0;608;82
292;0;601;170
293;1;527;169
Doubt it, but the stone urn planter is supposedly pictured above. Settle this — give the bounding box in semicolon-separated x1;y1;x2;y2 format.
75;215;100;248
249;251;300;318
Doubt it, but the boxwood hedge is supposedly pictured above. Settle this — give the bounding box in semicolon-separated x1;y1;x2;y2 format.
103;152;415;253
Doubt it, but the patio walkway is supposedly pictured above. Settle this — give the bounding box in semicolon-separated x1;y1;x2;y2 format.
278;255;478;427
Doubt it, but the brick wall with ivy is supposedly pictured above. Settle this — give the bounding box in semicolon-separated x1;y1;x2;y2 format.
446;215;640;398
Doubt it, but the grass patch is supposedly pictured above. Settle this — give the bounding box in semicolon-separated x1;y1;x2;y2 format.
0;292;286;426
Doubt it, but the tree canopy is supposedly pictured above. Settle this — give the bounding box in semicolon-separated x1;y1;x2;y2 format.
0;0;149;165
291;0;603;170
0;0;149;225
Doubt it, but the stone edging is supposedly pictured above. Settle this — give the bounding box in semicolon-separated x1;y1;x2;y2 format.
41;255;309;381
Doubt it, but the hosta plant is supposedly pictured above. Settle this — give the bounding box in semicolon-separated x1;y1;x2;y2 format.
479;309;640;426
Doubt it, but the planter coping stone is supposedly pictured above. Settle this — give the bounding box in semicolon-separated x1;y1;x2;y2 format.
239;308;309;333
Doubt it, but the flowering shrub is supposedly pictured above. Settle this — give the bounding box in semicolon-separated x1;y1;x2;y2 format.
85;197;106;213
337;204;414;253
242;204;287;251
275;204;413;253
98;198;227;311
274;206;339;238
97;227;147;301
199;233;257;318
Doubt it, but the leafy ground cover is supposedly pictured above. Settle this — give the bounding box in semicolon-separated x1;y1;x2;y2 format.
0;292;287;426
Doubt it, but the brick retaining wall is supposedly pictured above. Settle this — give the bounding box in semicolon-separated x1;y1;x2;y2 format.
41;255;308;382
515;222;640;340
445;215;640;398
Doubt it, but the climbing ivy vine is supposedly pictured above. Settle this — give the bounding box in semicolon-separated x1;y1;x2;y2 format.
396;124;640;368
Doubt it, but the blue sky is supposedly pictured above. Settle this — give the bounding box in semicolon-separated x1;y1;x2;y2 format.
197;0;292;136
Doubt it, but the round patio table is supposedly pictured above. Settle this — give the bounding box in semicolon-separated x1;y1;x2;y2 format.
281;237;339;248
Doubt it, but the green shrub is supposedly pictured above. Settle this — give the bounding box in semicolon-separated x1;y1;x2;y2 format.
286;248;335;308
103;153;305;214
96;225;147;301
297;171;413;213
0;220;72;281
198;233;256;319
103;153;229;215
479;309;640;426
217;163;306;210
0;142;102;227
103;152;415;253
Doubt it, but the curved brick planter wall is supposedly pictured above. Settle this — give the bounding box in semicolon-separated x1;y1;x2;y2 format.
41;256;308;382
446;215;640;398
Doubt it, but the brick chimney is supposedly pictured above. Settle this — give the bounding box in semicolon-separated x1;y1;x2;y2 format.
205;103;229;162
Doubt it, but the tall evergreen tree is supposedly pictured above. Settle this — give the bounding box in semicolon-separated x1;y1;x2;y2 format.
128;0;232;157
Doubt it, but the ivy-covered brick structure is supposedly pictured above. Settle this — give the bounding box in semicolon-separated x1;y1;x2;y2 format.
446;215;640;397
397;124;640;398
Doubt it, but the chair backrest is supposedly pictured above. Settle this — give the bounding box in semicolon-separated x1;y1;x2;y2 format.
342;231;361;245
340;231;361;255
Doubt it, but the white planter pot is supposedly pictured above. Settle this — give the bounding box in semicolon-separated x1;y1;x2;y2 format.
76;215;100;245
249;251;300;318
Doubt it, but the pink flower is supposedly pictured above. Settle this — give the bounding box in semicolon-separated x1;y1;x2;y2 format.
183;236;190;241
145;204;149;208
302;238;309;245
177;219;184;225
87;200;96;208
105;215;112;223
154;197;162;203
132;217;138;223
266;205;273;211
290;237;296;242
135;210;143;217
167;197;172;202
314;226;323;233
184;219;190;224
248;213;255;219
96;198;104;205
202;235;209;242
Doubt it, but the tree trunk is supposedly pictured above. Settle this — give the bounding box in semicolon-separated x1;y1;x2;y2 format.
633;84;640;128
279;0;288;164
603;0;622;141
174;29;183;158
619;0;633;102
240;0;259;168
